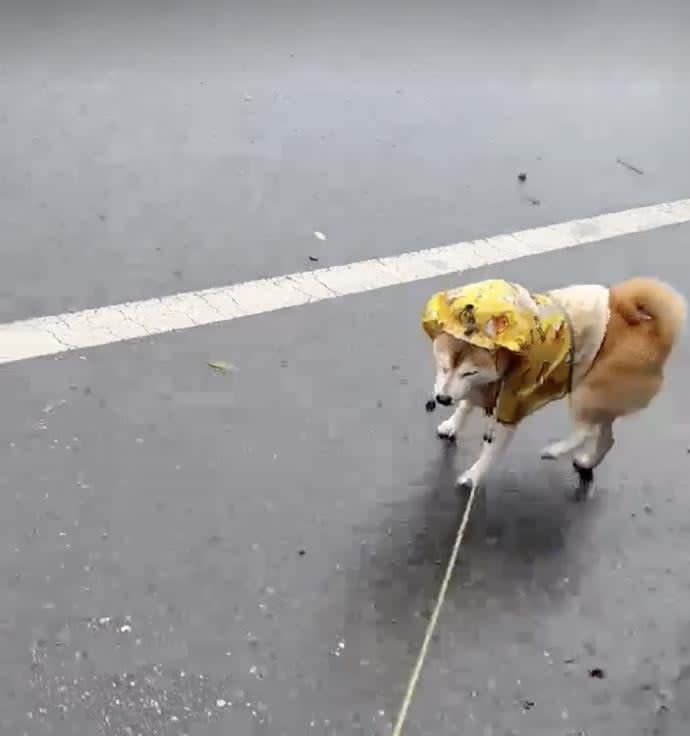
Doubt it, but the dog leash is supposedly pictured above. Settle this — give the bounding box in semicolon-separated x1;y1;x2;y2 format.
390;481;479;736
396;289;574;733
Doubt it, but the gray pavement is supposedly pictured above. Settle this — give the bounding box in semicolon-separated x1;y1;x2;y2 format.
2;1;690;735
2;227;690;735
2;1;690;320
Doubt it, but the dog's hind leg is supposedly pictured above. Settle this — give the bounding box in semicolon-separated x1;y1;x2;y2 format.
574;422;614;470
572;422;614;500
540;426;591;460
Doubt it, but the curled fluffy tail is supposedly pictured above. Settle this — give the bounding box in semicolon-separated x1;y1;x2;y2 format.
611;277;687;353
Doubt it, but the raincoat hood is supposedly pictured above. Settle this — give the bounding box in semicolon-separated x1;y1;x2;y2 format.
422;279;565;354
422;279;574;424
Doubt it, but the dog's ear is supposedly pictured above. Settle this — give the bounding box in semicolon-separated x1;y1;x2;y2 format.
494;347;515;377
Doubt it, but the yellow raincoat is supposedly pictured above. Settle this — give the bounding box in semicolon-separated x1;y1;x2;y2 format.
422;279;573;424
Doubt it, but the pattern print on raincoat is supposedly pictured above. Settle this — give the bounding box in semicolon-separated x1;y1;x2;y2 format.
422;279;573;424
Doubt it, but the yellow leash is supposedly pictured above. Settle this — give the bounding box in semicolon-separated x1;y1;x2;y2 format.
391;483;478;736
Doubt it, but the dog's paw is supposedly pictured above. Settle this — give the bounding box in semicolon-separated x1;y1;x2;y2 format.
455;467;479;493
540;440;566;460
573;451;593;468
572;459;595;501
456;476;474;493
437;417;457;442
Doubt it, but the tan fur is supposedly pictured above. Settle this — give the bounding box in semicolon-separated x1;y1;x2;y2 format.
433;334;505;412
571;277;686;424
433;333;496;375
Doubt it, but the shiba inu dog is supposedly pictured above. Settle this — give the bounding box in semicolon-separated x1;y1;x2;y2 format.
423;277;685;497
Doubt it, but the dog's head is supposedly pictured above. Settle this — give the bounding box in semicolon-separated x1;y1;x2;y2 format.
431;332;511;406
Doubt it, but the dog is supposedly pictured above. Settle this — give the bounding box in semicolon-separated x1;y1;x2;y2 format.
423;277;686;497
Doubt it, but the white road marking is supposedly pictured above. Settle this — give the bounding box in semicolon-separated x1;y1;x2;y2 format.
2;198;690;365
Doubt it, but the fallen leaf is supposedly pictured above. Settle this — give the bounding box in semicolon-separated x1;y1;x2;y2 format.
208;361;236;374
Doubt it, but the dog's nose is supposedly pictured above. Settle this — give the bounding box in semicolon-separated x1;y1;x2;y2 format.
435;393;453;406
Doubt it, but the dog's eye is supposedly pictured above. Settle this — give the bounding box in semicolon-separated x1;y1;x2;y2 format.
461;370;478;378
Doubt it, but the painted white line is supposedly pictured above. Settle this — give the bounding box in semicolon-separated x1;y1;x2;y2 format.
2;198;690;365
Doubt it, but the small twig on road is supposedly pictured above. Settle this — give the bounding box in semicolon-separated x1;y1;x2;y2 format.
616;157;644;175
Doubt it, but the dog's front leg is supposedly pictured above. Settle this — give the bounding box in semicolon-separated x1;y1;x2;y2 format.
456;420;515;492
437;400;473;441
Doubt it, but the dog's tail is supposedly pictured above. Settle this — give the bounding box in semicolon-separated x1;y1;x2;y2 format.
611;277;687;353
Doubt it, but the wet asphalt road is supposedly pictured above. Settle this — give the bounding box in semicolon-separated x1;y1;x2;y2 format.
2;1;690;735
2;0;690;320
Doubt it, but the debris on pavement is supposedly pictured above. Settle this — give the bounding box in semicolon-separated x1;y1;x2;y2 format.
518;172;527;182
308;255;319;262
245;631;259;646
425;399;437;413
208;360;236;375
588;668;606;679
42;399;67;414
330;639;346;657
616;157;644;175
313;231;327;241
